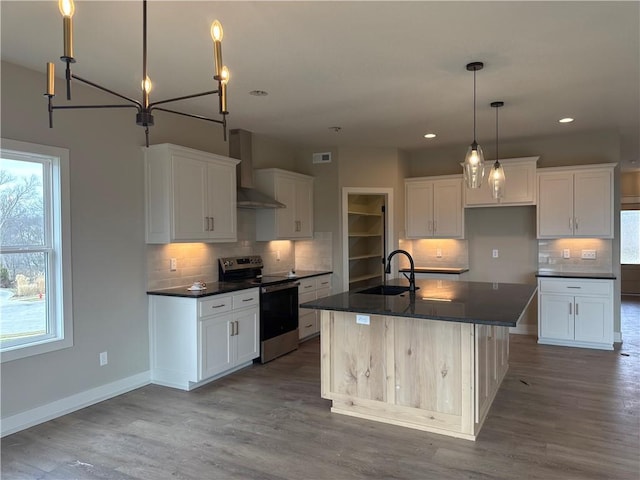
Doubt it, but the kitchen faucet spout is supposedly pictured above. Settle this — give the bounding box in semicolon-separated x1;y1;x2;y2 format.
385;249;416;292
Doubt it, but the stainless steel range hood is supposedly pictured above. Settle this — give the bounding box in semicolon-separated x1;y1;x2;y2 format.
229;129;285;209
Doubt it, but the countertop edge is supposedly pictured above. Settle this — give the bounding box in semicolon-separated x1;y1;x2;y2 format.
400;267;469;274
147;270;333;298
536;272;616;280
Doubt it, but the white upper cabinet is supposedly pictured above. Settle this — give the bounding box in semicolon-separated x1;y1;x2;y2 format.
254;168;314;240
537;164;615;239
464;157;538;207
405;175;464;239
144;143;239;243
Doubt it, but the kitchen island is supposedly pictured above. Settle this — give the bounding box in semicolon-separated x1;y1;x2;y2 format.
301;278;537;440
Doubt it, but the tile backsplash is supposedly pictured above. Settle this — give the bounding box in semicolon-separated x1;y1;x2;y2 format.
538;238;613;273
146;231;333;290
398;238;469;269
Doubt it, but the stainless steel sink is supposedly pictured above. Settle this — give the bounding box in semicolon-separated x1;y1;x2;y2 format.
357;285;419;296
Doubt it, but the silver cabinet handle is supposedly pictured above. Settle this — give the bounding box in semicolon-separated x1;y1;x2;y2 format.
574;217;578;230
567;286;581;289
575;303;579;315
211;217;215;231
242;297;254;302
569;217;573;230
304;285;313;289
569;303;572;315
320;281;329;286
433;221;437;233
305;323;313;328
211;303;226;309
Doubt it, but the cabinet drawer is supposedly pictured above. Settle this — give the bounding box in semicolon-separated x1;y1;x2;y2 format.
199;295;232;317
298;278;316;292
539;278;612;296
299;290;316;310
316;276;332;290
232;289;259;310
299;312;317;339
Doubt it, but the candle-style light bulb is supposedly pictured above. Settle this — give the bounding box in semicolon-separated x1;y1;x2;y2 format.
210;20;223;42
141;76;153;94
211;20;224;79
46;62;55;96
59;0;75;17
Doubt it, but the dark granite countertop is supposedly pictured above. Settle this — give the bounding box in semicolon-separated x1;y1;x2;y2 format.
300;278;537;327
536;271;616;280
400;267;469;274
147;270;332;298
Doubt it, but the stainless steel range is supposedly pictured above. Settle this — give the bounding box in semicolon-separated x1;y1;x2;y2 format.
218;255;299;363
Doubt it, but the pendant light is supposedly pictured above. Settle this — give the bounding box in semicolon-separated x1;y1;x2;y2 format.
463;61;485;189
488;101;506;200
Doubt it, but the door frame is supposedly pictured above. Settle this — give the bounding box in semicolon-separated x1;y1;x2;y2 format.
341;187;394;292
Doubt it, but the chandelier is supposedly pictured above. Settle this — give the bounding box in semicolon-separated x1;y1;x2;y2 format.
462;61;485;189
44;0;229;147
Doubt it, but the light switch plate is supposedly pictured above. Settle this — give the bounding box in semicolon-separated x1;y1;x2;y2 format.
581;249;597;259
436;248;442;258
356;315;370;325
563;249;571;259
492;249;499;258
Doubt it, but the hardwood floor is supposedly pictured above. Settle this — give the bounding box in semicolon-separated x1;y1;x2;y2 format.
3;297;639;479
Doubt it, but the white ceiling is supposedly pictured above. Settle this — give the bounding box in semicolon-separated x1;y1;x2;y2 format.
2;1;639;169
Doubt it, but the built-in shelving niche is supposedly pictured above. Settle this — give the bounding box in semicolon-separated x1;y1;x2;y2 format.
347;194;386;289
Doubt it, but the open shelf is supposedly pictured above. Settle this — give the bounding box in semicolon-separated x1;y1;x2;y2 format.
349;254;382;261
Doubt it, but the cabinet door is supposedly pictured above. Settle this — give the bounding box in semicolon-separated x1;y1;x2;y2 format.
199;316;233;380
475;324;491;421
274;175;297;238
433;179;463;238
207;161;237;241
294;178;314;238
573;170;613;238
172;157;209;240
539;293;574;340
502;162;536;204
537;173;574;238
405;181;433;238
234;308;260;365
574;296;610;344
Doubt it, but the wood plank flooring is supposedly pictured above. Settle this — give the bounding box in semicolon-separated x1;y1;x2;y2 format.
3;296;639;479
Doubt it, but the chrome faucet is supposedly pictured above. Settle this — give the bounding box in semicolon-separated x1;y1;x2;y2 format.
385;249;416;292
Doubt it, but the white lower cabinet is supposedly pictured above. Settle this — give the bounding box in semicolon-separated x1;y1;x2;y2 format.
150;288;259;390
299;274;332;341
537;278;613;350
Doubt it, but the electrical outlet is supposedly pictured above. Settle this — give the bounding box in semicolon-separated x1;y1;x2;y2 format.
170;258;177;271
563;249;571;259
581;249;597;259
276;251;281;261
99;351;108;366
492;249;499;258
436;248;442;258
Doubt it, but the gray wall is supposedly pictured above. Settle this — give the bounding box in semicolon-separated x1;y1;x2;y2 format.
0;61;229;418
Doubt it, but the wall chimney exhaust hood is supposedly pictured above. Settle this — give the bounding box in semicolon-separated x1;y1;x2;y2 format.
229;129;285;209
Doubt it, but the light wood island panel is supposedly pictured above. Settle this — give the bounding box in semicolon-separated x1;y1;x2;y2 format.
320;311;509;440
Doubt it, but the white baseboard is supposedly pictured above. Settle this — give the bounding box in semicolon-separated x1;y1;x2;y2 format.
1;371;150;437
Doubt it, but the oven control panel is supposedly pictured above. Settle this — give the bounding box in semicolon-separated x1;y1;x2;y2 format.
219;255;263;273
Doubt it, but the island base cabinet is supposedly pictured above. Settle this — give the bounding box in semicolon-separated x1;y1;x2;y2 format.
320;311;509;440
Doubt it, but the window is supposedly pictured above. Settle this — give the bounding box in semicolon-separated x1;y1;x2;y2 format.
0;139;72;362
621;210;640;264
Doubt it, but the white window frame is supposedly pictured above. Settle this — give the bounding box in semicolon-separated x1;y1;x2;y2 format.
0;139;73;362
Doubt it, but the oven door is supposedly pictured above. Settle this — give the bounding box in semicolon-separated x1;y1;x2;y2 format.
260;282;299;341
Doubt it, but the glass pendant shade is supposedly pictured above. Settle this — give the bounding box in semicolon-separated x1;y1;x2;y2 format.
488;161;505;199
463;142;485;189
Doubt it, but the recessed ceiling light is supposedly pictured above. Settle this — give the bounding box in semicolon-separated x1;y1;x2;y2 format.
249;90;268;96
424;133;437;139
559;117;574;123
